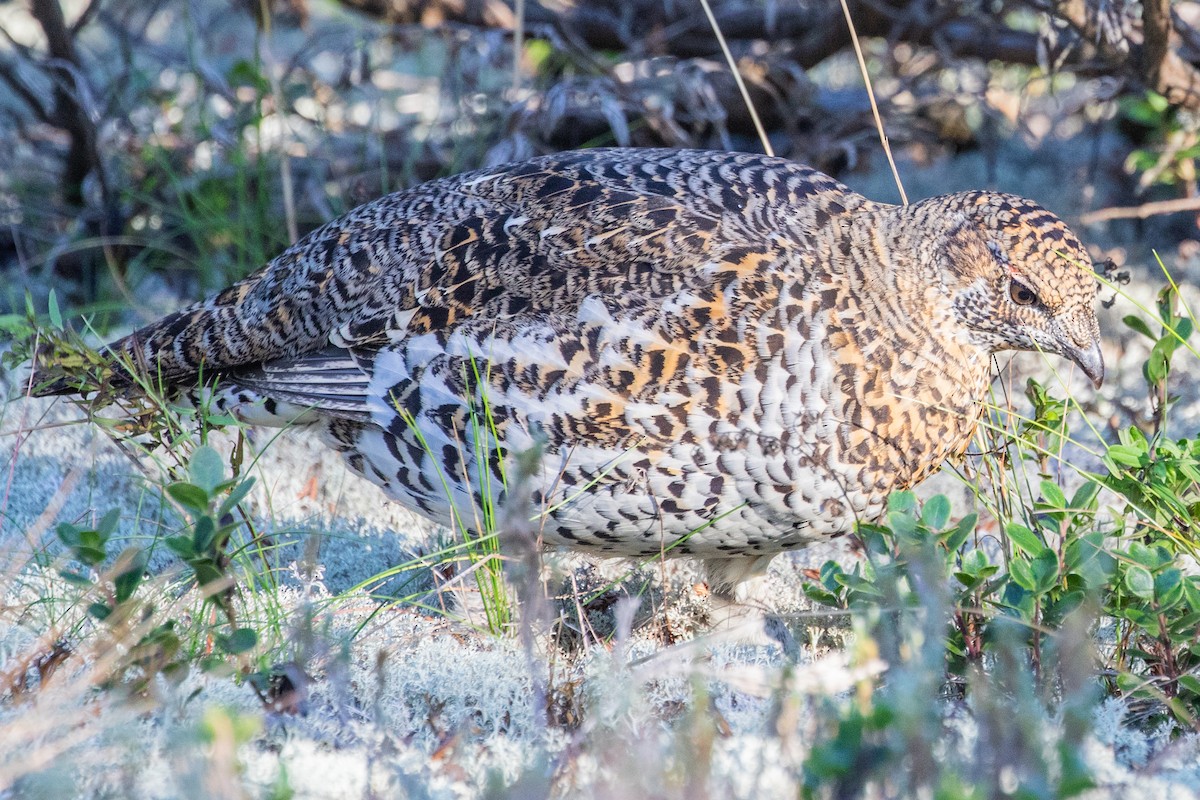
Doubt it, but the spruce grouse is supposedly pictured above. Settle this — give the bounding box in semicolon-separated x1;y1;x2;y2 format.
33;148;1104;594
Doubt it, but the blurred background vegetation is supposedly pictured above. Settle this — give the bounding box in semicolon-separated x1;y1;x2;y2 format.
0;0;1198;324
5;2;1200;797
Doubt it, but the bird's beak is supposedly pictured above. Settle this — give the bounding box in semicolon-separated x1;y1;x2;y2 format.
1066;340;1105;388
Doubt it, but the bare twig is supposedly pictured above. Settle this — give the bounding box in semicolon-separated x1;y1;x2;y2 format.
1141;0;1200;108
1143;0;1173;84
0;58;53;123
1048;0;1200;109
30;0;101;207
1079;196;1200;225
68;0;105;36
340;0;1200;111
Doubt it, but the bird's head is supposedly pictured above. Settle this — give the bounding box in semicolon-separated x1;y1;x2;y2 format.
930;192;1104;388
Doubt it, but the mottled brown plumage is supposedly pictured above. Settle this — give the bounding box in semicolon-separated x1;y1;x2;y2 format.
33;148;1103;594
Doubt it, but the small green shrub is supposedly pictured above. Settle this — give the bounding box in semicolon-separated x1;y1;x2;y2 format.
800;276;1200;796
51;444;262;694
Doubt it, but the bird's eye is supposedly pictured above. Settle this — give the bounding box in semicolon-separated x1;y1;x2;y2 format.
1009;281;1038;306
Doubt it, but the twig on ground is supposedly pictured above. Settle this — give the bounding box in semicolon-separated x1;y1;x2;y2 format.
1080;196;1200;224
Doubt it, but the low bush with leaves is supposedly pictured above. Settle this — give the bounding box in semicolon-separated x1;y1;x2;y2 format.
797;281;1200;797
50;443;263;696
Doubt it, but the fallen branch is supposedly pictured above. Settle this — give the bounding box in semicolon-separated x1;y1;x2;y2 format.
1080;196;1200;224
335;0;1200;109
1049;0;1200;110
29;0;102;207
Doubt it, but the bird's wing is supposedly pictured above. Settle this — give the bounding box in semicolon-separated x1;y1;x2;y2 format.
43;149;870;394
223;229;809;445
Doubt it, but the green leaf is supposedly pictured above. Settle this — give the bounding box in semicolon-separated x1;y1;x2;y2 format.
88;602;112;621
1121;425;1150;448
1183;578;1200;609
1147;91;1170;112
1169;615;1200;642
955;559;998;590
953;571;981;589
1069;480;1101;512
58;569;94;587
1156;568;1184;608
818;560;844;587
943;513;976;553
803;586;842;607
1123;315;1156;339
921;495;951;530
1167;698;1194;726
1050;589;1086;621
1127;542;1169;569
961;547;990;576
56;522;83;549
199;655;237;676
1005;523;1046;557
75;546;108;565
167;482;210;513
0;313;33;338
1106;444;1145;467
189;446;226;494
220;627;258;655
1178;675;1200;696
1119;608;1160;636
165;535;195;558
1157;285;1176;324
217;477;256;518
1010;559;1036;592
1039;480;1067;511
856;526;890;556
113;548;149;604
227;58;270;93
191;559;227;590
1030;550;1060;594
96;508;121;539
1125;565;1155;600
192;516;217;554
1145;339;1172;384
1114;672;1144;695
1064;530;1107;577
887;509;918;538
78;528;104;551
1176;317;1194;342
47;289;62;330
887;491;916;514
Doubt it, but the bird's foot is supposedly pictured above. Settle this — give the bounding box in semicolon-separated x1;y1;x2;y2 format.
705;596;799;659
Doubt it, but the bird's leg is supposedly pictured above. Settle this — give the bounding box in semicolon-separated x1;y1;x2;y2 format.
701;555;798;657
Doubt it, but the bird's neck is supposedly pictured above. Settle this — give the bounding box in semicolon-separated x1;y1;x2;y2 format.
833;206;973;349
821;205;995;486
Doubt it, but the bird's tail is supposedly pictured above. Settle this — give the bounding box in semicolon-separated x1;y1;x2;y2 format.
27;300;225;399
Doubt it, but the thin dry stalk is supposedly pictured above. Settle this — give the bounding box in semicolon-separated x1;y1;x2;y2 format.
513;0;525;92
698;0;773;156
838;0;908;205
255;0;298;244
